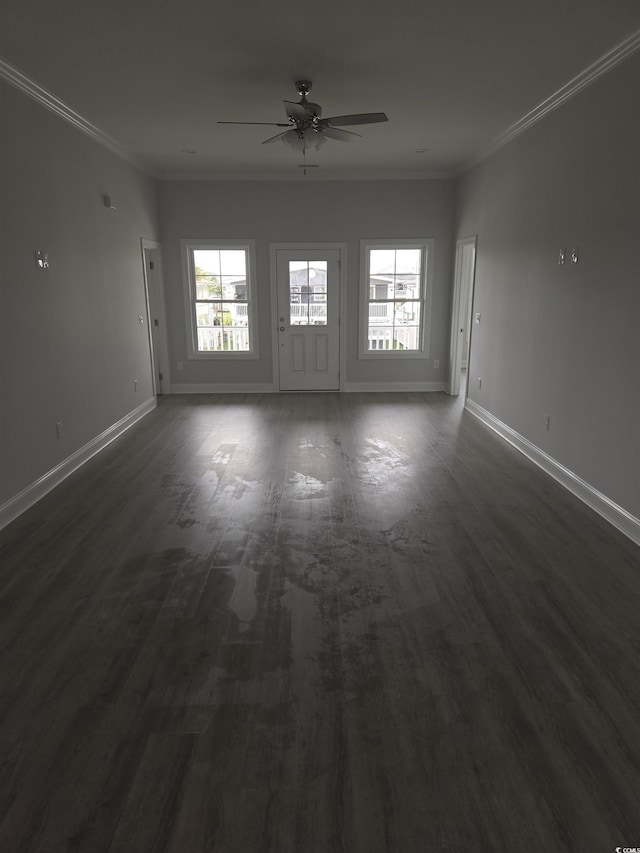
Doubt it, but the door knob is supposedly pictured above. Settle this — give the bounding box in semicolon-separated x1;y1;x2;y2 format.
279;326;285;332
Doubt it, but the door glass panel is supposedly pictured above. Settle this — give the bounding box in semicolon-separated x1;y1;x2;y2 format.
289;260;328;325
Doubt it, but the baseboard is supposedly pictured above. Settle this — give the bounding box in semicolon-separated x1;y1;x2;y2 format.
0;397;156;532
343;381;447;392
465;399;640;547
171;383;275;394
171;381;446;394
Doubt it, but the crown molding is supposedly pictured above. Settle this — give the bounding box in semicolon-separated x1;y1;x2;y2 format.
461;27;640;174
0;58;154;175
4;24;640;185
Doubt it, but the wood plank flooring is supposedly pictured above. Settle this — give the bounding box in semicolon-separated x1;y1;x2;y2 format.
1;392;639;852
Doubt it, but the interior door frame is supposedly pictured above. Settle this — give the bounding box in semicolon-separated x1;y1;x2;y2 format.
448;235;477;396
270;242;347;392
140;239;171;395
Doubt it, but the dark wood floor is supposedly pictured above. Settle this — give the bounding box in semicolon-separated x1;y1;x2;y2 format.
1;392;639;852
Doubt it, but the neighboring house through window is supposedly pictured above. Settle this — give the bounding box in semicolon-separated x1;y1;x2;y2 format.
288;262;328;324
359;239;433;358
181;240;258;359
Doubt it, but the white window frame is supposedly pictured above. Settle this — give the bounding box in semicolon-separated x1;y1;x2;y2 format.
359;238;434;359
181;239;259;360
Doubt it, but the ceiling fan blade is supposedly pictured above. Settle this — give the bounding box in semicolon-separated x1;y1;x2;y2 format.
218;121;291;126
324;112;389;127
284;100;310;122
321;126;362;142
262;129;295;144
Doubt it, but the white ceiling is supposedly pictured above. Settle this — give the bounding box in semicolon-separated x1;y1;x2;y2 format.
1;0;639;179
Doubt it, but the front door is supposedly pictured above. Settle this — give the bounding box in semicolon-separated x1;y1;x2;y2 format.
275;247;341;391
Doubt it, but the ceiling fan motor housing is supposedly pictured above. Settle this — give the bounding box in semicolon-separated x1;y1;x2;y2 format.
291;81;322;126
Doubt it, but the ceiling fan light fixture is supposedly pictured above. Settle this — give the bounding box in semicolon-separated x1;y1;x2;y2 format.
306;129;326;150
281;132;304;153
281;128;325;152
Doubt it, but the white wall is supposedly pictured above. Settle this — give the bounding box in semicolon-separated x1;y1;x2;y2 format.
456;53;640;521
157;179;456;388
0;80;160;508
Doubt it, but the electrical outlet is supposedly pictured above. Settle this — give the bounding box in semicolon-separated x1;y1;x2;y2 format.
543;414;550;431
177;361;184;371
571;247;579;264
474;313;481;324
558;249;566;265
56;421;64;439
433;359;440;369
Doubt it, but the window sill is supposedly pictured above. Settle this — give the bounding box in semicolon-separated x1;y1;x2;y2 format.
188;351;260;361
358;350;428;360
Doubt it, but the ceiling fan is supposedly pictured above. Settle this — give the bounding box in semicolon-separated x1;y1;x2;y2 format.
218;80;388;154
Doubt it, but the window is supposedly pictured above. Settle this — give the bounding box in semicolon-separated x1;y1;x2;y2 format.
181;240;258;359
359;239;433;358
288;261;328;325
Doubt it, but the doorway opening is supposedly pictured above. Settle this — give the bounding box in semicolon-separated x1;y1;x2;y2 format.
448;236;477;398
141;239;170;395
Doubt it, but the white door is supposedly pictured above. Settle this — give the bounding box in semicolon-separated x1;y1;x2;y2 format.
275;248;341;391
